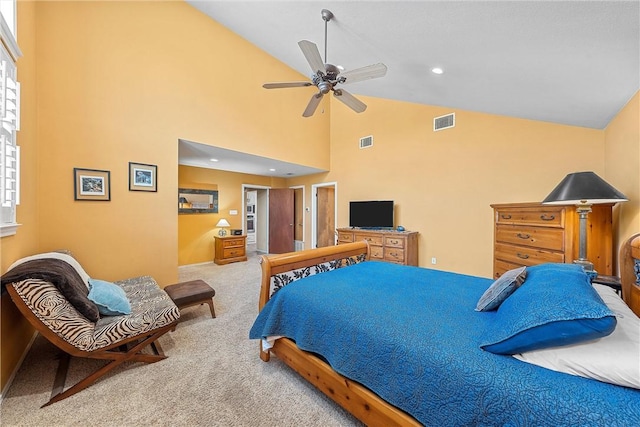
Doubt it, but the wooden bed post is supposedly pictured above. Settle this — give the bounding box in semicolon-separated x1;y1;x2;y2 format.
620;233;640;317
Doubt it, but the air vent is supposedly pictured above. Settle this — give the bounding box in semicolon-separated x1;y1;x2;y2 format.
433;113;455;131
359;135;373;149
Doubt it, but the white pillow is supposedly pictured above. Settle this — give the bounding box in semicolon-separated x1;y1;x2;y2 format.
514;283;640;389
8;252;91;290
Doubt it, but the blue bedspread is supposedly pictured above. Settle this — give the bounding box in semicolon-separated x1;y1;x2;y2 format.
249;261;640;426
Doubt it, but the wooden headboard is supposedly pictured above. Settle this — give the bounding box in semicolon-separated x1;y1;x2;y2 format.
620;233;640;317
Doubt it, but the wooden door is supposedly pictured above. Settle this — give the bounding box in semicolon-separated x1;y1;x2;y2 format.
294;188;303;242
269;188;294;253
316;186;335;247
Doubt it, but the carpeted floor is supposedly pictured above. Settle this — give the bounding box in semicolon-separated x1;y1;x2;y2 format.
0;254;362;426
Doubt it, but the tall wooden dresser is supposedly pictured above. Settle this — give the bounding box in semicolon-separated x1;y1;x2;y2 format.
336;228;419;266
491;202;613;278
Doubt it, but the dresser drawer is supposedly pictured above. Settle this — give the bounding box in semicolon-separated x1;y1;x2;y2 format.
370;245;384;259
337;231;354;243
384;236;405;248
223;238;245;248
495;242;564;266
354;233;383;246
223;247;245;258
495;225;564;251
495;207;564;227
384;248;405;263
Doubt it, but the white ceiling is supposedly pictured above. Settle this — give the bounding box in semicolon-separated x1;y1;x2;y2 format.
178;139;327;178
182;0;640;176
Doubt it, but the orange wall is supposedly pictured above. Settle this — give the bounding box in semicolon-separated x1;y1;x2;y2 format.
3;0;639;396
1;0;329;392
293;93;640;277
178;165;286;265
604;91;640;252
0;0;38;394
294;96;608;277
33;0;329;285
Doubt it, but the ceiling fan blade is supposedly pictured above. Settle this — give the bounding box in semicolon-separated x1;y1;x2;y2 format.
302;92;324;117
298;40;326;75
263;82;313;89
339;63;388;84
333;89;367;113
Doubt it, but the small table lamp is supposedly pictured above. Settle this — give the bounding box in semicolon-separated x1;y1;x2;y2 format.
216;218;231;236
178;197;188;209
542;171;627;272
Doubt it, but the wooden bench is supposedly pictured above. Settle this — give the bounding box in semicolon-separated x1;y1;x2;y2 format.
164;279;216;318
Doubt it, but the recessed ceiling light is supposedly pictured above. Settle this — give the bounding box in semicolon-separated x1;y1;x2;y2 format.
209;158;219;162
269;168;276;172
431;67;444;75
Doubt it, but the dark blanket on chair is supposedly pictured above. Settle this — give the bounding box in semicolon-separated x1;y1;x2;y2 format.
1;258;100;322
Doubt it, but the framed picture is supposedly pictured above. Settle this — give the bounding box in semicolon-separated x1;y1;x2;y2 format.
74;168;111;201
129;162;157;192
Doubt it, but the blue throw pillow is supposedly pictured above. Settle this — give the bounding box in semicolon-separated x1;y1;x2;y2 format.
87;278;131;316
476;266;527;311
480;263;616;355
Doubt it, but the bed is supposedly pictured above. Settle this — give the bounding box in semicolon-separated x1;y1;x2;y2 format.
250;237;640;426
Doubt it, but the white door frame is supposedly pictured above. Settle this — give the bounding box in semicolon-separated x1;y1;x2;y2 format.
311;181;338;249
241;184;271;251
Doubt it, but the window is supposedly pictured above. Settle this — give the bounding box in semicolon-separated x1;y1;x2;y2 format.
0;0;21;237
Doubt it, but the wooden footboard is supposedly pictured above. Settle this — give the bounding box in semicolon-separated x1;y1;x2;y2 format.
257;241;421;427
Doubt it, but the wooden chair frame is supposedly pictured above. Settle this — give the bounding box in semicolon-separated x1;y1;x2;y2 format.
6;284;178;407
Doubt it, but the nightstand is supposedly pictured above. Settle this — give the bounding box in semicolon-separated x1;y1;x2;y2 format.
214;235;247;265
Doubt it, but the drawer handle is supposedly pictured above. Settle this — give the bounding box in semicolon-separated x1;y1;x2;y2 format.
516;233;531;239
517;253;530;259
501;214;512;220
540;214;555;221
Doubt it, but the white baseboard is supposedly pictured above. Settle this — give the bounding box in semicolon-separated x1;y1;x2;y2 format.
0;331;38;403
178;261;215;268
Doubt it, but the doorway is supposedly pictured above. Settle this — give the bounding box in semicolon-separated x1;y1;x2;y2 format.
243;185;304;254
311;182;337;248
242;185;269;255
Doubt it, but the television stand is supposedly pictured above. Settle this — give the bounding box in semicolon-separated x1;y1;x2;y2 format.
336;228;418;266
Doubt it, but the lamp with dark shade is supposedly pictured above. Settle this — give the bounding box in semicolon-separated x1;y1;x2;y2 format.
178;197;188;209
542;171;628;272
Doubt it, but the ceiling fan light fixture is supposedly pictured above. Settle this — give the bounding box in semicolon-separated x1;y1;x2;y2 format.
262;9;387;118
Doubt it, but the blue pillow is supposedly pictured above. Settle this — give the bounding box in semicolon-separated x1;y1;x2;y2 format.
475;266;527;311
480;263;616;355
87;278;131;316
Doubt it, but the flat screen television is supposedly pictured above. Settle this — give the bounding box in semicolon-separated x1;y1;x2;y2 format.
349;200;394;229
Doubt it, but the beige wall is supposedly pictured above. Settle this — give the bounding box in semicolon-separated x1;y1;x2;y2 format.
604;91;640;254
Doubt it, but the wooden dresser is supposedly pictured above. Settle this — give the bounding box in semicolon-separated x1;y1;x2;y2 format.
491;202;613;278
214;235;247;265
336;228;419;266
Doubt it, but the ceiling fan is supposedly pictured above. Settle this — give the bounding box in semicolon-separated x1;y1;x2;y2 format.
263;9;387;117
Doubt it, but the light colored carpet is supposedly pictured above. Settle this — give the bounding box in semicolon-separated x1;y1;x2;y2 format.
0;254;362;426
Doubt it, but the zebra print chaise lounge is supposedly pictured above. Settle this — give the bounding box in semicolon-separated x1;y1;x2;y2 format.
1;252;180;407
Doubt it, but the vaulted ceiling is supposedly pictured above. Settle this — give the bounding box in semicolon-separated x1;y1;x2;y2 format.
181;1;640;175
